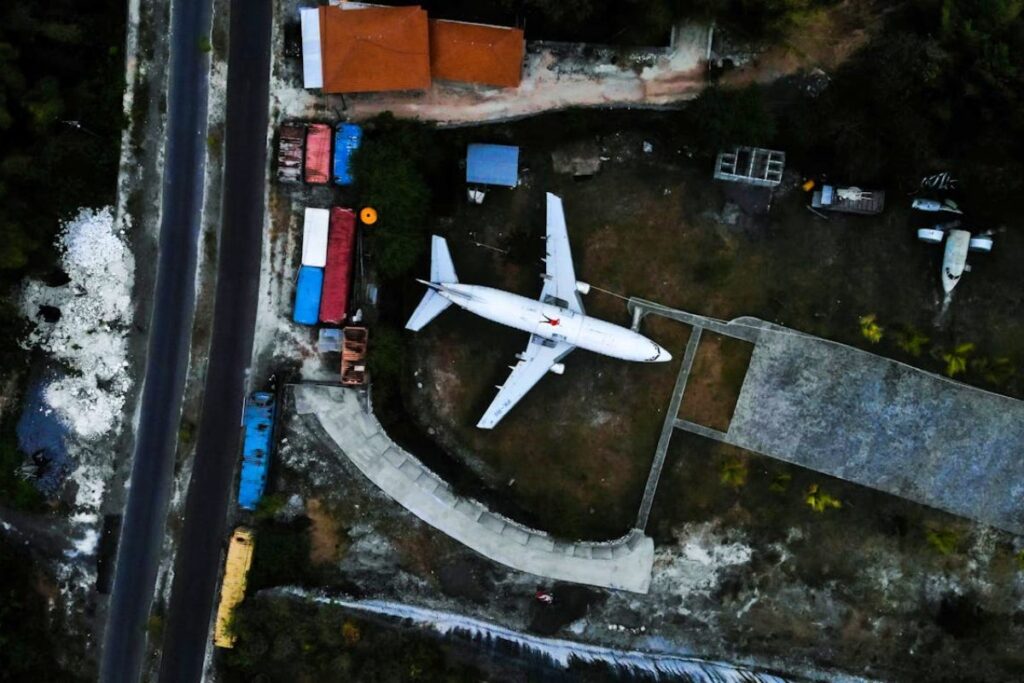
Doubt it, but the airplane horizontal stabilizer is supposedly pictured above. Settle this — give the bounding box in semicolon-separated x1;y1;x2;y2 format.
405;288;451;331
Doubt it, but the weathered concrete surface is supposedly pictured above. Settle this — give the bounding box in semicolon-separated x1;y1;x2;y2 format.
293;384;655;593
728;326;1024;534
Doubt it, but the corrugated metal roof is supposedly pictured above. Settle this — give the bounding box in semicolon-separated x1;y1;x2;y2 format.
332;124;362;186
302;208;330;267
293;266;324;326
300;8;323;88
319;6;431;94
320;208;357;324
466;143;519;187
429;20;524;88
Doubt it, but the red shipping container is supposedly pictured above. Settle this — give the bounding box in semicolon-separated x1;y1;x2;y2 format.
319;208;357;323
304;123;332;184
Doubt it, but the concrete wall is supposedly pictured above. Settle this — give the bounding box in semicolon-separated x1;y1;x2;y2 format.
293;384;655;593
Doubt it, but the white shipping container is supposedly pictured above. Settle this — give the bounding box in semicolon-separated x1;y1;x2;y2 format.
300;8;324;89
302;208;330;267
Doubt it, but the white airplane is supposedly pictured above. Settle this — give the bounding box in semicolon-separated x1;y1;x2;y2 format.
406;192;672;429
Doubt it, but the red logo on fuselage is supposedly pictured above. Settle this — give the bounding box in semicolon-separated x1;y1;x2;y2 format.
541;314;560;327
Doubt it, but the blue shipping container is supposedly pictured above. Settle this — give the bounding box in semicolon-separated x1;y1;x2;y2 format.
238;392;275;511
293;266;323;325
333;123;362;186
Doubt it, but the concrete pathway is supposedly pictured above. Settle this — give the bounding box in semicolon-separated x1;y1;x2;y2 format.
293;384;655;593
635;327;702;529
628;298;1024;536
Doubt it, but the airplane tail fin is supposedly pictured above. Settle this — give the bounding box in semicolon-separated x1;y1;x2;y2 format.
405;236;457;331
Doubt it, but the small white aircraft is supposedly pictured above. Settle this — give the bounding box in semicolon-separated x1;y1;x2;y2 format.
406;193;671;429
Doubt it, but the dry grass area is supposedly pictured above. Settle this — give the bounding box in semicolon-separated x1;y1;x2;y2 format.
400;112;1024;543
720;0;885;86
648;431;1024;682
306;497;344;565
679;332;754;432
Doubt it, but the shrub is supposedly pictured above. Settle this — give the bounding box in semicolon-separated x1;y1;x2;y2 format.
926;527;960;555
720;459;748;488
805;484;841;512
858;314;883;344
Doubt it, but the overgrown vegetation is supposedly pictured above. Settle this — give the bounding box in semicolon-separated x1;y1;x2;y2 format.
0;538;86;680
775;0;1024;210
0;1;125;282
223;597;486;682
352;114;437;281
0;0;126;507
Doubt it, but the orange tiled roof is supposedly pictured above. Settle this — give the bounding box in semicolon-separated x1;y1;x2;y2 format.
319;5;431;94
429;19;524;88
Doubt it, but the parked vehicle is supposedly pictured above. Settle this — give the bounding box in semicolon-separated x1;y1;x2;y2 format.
238;392;276;510
333;123;362;185
293;266;324;325
277;123;305;183
320;208;357;323
213;527;255;648
304;123;332;184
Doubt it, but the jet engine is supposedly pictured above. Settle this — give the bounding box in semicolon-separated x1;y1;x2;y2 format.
549;363;565;375
575;281;591;295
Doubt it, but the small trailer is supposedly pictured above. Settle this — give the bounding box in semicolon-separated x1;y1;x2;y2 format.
276;123;305;183
341;327;368;386
304;123;332;184
811;185;885;215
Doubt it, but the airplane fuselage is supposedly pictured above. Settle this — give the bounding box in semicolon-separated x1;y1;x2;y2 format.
438;283;670;363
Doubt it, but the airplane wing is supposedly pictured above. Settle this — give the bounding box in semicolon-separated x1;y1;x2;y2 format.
477;336;575;429
541;193;584;314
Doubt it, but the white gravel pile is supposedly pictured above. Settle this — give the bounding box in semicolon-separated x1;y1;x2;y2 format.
21;206;135;439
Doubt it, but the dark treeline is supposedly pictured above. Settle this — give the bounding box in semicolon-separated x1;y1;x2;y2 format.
0;1;126;284
684;0;1024;218
384;0;832;45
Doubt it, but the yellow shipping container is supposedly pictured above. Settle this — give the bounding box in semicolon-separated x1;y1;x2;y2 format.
213;526;255;648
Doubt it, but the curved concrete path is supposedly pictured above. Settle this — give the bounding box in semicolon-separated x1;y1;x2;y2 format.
293;384;654;593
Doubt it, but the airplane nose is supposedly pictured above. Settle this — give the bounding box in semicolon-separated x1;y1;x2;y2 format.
653;344;671;362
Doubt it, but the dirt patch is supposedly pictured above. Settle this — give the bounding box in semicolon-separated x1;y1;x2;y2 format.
306;497;344;565
720;0;883;86
679;332;754;431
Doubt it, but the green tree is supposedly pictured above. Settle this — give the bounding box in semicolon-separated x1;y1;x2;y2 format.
353;115;434;281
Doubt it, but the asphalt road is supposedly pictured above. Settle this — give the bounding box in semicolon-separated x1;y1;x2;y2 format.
99;0;213;680
157;1;273;680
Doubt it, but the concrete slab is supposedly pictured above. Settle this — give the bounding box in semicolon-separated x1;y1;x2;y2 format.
727;325;1024;534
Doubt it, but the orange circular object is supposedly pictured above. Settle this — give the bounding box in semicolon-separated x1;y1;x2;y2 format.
360;207;378;225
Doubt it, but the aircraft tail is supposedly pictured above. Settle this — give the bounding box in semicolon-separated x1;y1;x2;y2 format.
405;236;457;331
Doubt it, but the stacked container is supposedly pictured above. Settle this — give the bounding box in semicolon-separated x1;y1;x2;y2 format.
294;208;329;325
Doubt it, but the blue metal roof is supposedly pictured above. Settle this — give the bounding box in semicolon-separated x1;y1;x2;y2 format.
333;123;362;186
238;392;275;510
466;143;519;187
